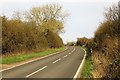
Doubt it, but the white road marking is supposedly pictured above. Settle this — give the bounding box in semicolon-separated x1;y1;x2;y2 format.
73;48;86;80
71;48;75;53
26;48;75;78
63;48;75;58
26;66;47;77
63;55;68;58
52;58;61;64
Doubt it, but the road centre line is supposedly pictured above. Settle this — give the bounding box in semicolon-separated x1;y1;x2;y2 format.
71;48;75;53
52;58;61;64
70;48;75;54
26;47;76;77
63;55;68;58
62;48;75;58
26;66;47;78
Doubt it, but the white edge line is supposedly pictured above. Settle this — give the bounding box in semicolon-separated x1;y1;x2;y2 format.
26;66;47;78
73;47;86;80
0;47;68;72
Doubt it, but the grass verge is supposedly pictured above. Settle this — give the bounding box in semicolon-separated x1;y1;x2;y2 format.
1;47;65;64
80;47;94;78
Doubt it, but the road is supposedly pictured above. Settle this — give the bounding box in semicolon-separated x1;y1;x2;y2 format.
2;46;85;79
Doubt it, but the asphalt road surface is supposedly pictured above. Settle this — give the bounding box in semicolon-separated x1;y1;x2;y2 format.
2;46;85;79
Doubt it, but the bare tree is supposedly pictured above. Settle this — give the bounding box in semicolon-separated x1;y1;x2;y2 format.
24;3;68;33
12;11;22;21
118;1;120;19
104;2;120;21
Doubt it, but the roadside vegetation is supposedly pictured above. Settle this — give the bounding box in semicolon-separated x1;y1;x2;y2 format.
92;3;120;78
1;47;65;64
80;56;93;78
1;3;69;64
77;2;120;78
77;39;94;78
80;46;94;78
1;3;68;58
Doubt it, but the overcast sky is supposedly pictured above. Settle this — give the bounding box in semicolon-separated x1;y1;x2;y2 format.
0;0;119;43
